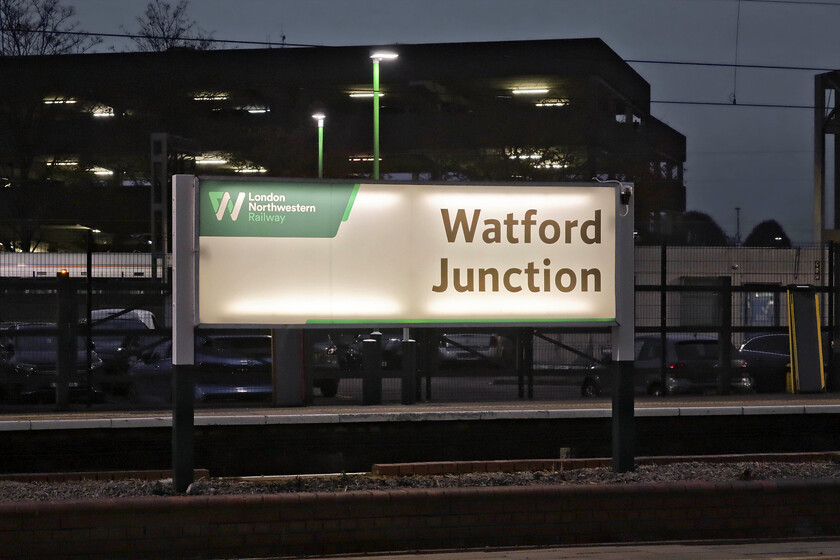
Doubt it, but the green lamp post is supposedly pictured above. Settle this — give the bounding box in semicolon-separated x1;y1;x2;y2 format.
370;51;398;180
312;112;325;178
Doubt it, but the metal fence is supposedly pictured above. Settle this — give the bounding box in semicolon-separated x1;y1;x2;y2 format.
0;245;835;410
635;245;831;344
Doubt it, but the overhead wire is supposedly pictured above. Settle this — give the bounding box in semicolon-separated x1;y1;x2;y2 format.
2;27;838;70
732;0;742;104
740;0;840;5
0;28;323;49
650;100;815;109
626;58;838;73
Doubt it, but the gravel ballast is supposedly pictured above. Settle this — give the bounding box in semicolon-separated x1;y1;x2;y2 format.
1;460;839;503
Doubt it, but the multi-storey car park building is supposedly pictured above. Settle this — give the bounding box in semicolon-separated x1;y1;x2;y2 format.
0;38;685;251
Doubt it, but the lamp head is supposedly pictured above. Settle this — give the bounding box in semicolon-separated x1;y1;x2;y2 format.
312;112;325;126
512;88;550;95
370;51;398;62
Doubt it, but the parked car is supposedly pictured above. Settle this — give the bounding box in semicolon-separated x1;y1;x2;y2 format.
309;330;404;396
310;332;363;373
581;334;753;397
126;331;273;405
90;308;159;381
0;322;104;403
738;334;791;393
437;332;514;369
309;330;513;383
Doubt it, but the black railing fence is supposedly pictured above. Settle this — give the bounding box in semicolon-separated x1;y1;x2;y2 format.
635;244;831;341
0;244;836;409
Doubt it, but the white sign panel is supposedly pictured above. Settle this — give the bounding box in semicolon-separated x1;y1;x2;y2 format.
197;180;618;326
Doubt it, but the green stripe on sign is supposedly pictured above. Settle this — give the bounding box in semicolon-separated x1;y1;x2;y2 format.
305;317;616;325
342;183;361;222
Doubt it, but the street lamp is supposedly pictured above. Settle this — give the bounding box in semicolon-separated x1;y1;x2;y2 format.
312;112;325;178
370;51;398;180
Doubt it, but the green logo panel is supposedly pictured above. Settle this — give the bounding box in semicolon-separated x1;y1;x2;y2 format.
199;180;359;238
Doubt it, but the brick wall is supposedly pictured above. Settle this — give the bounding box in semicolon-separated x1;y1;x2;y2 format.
2;478;840;559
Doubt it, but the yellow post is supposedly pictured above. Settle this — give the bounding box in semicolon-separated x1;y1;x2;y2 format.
785;363;795;394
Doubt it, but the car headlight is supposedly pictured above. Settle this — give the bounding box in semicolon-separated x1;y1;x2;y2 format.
12;363;37;376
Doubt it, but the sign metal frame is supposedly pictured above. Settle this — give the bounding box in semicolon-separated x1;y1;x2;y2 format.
192;176;627;329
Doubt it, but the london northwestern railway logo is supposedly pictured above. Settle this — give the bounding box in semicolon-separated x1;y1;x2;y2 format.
208;190;306;223
209;191;246;221
200;181;359;238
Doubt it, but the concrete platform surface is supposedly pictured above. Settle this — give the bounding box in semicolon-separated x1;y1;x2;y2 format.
0;392;838;431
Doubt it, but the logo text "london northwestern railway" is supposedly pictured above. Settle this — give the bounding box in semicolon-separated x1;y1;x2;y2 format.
210;191;317;223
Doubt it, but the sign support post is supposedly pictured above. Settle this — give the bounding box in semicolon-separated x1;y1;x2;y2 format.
611;183;635;473
172;174;197;492
55;271;74;410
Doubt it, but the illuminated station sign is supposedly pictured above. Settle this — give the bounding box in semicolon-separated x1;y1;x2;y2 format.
196;179;619;327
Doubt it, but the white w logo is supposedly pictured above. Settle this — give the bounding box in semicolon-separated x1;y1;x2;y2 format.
210;191;246;221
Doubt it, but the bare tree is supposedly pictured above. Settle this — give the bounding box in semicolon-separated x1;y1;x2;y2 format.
681;211;730;246
0;1;101;251
743;220;791;248
0;0;101;56
126;0;214;52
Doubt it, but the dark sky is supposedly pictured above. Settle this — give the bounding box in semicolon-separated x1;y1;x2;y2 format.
72;0;840;242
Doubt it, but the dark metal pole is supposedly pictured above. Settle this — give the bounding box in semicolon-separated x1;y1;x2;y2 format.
831;242;839;392
362;338;382;405
718;277;733;395
516;330;524;399
86;230;93;407
426;331;435;401
401;340;417;405
524;329;534;400
415;329;427;402
56;271;73;410
611;359;635;472
612;182;635;473
660;242;667;387
171;174;197;493
172;364;195;489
